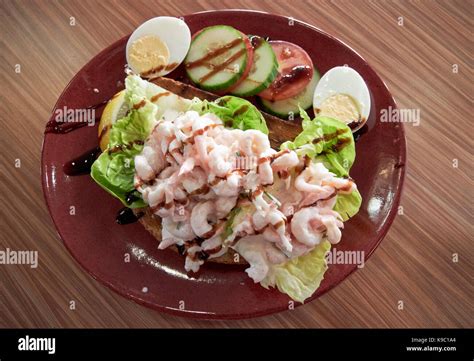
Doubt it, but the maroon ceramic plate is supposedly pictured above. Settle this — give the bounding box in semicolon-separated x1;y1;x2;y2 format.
41;10;406;319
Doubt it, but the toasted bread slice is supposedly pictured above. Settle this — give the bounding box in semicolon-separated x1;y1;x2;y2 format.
135;78;302;265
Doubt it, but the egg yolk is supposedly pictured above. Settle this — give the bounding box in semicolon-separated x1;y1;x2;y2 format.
318;94;361;125
128;35;170;76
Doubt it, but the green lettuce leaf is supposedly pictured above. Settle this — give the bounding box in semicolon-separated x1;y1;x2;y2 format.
193;95;269;134
281;108;355;177
261;240;331;303
91;109;154;208
91;141;145;208
124;75;162;107
220;206;241;241
334;189;362;221
108;104;156;147
314;116;355;177
90;75;159;208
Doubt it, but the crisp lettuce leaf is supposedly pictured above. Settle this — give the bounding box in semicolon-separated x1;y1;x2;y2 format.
314;116;355;177
108;104;156;147
261;240;331;303
221;204;256;242
124;75;162;107
334;189;362;221
90;75;159;208
220;206;241;240
91;141;145;208
281;108;355;177
91;109;154;208
280;107;324;157
193;96;269;134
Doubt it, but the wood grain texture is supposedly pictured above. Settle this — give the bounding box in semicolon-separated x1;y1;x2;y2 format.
0;0;472;328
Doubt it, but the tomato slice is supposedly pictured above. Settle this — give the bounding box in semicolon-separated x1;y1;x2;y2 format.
258;41;313;101
216;32;254;95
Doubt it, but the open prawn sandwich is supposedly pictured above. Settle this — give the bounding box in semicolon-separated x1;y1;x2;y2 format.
90;73;362;303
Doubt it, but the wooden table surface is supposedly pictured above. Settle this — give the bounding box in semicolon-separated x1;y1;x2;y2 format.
1;0;472;328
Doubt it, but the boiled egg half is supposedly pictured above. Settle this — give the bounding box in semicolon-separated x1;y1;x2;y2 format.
126;16;191;78
313;66;370;132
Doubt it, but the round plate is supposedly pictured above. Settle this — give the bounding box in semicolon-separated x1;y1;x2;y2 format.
41;10;406;319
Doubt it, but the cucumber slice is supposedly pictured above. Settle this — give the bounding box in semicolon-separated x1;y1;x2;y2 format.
230;36;278;97
184;25;249;91
259;68;320;118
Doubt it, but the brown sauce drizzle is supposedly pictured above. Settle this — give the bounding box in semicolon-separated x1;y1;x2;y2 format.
107;140;144;155
273;220;285;229
331;137;351;152
348;116;364;129
249;35;264;50
233;105;249;116
294;155;311;176
133;99;146;109
124;190;140;205
195;251;209;261
305;191;338;208
321;180;354;193
231;169;247;176
141;62;179;77
185;123;223;145
257;156;270;165
209;176;225;186
45;120;88;134
271;148;290;161
201;221;223;240
250;185;264;200
150;92;171;102
312;128;347;144
63;146;101;176
193;244;224;261
199;48;247;83
354;123;368;143
205;245;223;255
278;170;290;179
258;148;290;165
176;244;186;255
269;65;312;100
116;208;144;225
311;128;352;152
185;38;243;69
149;202;162;213
189;184;210;196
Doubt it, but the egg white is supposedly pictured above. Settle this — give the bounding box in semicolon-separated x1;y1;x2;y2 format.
313;66;371;122
126;16;191;77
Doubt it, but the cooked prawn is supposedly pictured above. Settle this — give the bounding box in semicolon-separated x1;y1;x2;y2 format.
190;201;216;238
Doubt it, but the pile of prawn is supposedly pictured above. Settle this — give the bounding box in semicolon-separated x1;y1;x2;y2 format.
134;110;357;280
